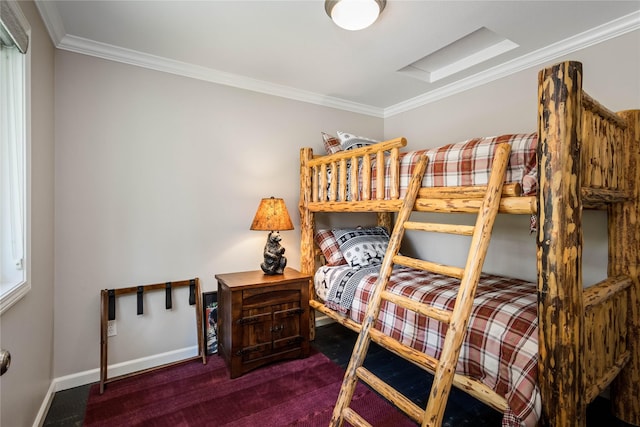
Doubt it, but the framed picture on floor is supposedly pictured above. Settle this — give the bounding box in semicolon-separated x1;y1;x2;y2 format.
202;291;218;355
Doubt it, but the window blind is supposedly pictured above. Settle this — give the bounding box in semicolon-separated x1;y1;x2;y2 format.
0;0;29;53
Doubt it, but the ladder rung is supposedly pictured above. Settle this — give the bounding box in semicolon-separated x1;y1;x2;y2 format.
381;290;452;324
356;366;425;423
404;221;475;236
393;254;464;279
369;328;439;372
342;407;372;427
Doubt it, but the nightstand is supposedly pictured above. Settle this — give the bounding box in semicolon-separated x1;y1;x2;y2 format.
215;268;310;378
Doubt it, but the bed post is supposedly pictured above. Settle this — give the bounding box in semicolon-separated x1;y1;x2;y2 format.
537;61;585;427
610;109;640;426
300;147;316;340
377;212;393;232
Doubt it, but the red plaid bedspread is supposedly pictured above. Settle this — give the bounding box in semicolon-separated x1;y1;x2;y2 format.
315;265;540;427
369;133;538;199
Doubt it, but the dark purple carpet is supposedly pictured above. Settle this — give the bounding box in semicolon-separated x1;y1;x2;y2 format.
84;351;416;426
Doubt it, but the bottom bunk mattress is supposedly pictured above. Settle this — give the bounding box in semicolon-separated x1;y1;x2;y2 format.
314;264;541;427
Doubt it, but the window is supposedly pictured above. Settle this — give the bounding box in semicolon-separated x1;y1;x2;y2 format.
1;0;30;314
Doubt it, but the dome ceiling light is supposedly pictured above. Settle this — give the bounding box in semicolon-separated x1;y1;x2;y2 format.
325;0;386;31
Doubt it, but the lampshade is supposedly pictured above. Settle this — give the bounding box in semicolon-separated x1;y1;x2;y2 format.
325;0;386;31
250;197;294;231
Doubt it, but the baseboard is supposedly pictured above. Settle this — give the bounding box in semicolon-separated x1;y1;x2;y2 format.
57;345;199;391
315;313;335;327
33;381;56;427
33;346;199;427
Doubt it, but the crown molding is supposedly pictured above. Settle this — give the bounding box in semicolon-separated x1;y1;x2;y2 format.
34;2;638;119
384;10;640;118
57;34;384;117
34;0;65;46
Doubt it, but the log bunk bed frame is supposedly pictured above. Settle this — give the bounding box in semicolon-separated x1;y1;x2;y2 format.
298;61;640;427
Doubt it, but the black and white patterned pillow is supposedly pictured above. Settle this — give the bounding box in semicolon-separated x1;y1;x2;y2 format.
332;226;389;269
337;131;379;151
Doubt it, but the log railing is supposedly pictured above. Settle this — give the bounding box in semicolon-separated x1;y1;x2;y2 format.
583;276;631;402
307;137;406;203
581;91;628;191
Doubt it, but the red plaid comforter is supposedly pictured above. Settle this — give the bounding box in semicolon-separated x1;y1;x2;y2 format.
315;265;540;427
368;133;538;199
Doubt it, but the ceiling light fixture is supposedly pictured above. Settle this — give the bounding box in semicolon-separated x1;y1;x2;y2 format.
325;0;386;31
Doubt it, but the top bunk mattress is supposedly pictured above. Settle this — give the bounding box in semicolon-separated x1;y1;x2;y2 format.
396;133;537;197
317;132;538;201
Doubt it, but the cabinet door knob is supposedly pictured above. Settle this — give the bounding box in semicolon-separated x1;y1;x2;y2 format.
270;324;284;332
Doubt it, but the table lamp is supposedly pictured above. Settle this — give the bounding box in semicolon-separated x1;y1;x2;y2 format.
250;197;294;275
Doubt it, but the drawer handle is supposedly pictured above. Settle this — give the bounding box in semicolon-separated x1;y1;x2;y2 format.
270;324;284;332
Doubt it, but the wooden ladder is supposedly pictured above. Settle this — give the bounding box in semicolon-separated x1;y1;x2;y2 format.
329;143;512;427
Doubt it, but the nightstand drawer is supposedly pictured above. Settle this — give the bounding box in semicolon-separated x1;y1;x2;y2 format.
242;287;301;306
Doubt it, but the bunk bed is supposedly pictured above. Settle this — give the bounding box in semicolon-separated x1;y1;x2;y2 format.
298;61;640;427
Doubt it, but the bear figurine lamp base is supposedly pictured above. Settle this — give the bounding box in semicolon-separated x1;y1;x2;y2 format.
250;197;294;275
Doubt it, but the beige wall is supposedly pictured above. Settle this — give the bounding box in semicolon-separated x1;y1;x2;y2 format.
385;30;640;283
53;51;382;377
0;1;56;426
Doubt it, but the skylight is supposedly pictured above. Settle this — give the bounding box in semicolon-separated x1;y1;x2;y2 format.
399;27;519;83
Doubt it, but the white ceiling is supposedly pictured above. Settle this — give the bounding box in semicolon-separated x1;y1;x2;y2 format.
35;0;640;117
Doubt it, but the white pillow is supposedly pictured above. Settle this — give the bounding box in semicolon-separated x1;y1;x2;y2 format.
337;131;379;151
